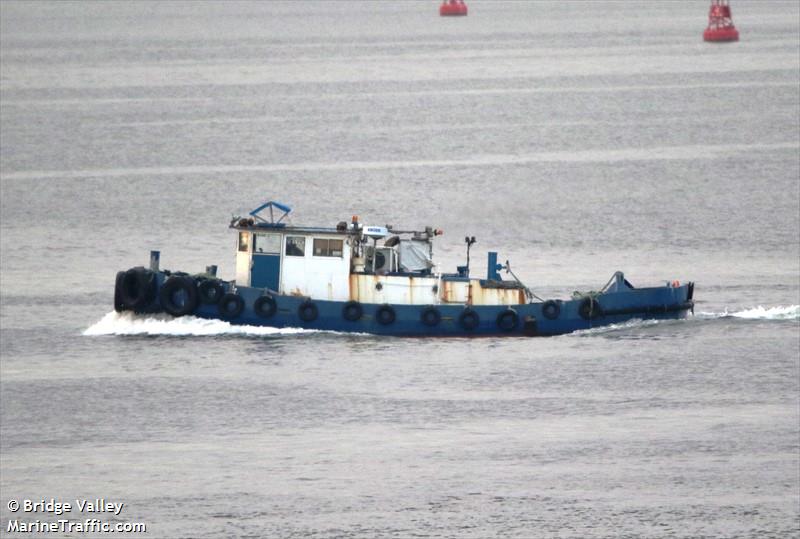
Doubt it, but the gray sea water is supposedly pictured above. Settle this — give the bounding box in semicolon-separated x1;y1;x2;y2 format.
1;1;799;537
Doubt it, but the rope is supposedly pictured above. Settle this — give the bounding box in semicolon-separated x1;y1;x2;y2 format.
572;274;616;300
527;288;545;302
600;273;617;293
504;264;543;302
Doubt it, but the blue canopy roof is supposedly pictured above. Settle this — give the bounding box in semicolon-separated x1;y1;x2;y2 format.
249;201;292;225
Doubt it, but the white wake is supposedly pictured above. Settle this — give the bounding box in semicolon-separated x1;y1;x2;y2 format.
83;311;316;337
572;305;799;337
722;305;799;320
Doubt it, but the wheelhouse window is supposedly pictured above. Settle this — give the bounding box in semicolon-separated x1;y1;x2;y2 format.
253;233;281;254
313;238;343;257
285;236;306;257
238;232;249;252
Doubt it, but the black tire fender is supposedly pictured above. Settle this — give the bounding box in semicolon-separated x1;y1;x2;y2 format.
542;300;561;320
159;276;198;317
298;301;318;322
198;279;225;305
496;309;519;331
420;306;441;327
459;308;480;331
114;271;126;312
342;301;363;322
376;304;396;325
578;297;603;320
120;267;156;309
254;295;277;318
218;293;245;319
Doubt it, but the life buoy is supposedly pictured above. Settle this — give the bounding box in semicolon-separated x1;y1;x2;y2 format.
114;271;126;312
542;300;560;320
254;295;277;318
120;267;156;310
496;309;519;331
159;276;198;317
376;304;396;325
459;308;480;331
198;279;224;305
298;301;318;322
578;296;603;320
218;293;245;318
420;306;441;327
342;301;363;322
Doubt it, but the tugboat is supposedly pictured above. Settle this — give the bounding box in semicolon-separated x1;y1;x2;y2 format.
113;201;694;336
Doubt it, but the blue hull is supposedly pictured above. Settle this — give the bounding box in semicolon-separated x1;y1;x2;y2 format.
115;269;694;337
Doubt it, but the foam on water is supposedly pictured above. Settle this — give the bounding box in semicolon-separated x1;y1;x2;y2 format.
725;304;800;320
571;317;664;336
591;305;800;332
83;311;317;337
695;305;800;321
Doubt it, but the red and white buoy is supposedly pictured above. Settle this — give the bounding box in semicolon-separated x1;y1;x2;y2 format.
703;0;739;42
440;0;467;17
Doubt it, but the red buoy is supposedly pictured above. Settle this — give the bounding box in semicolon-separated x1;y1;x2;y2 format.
440;0;467;17
703;0;739;42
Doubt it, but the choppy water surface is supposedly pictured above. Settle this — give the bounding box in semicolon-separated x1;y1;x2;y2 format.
1;1;799;537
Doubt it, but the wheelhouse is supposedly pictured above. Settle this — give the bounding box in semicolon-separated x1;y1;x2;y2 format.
234;224;352;301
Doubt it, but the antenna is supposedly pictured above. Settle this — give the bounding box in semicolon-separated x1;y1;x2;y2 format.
464;236;476;276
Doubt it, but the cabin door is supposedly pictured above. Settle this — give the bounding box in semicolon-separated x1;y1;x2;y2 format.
251;232;282;291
